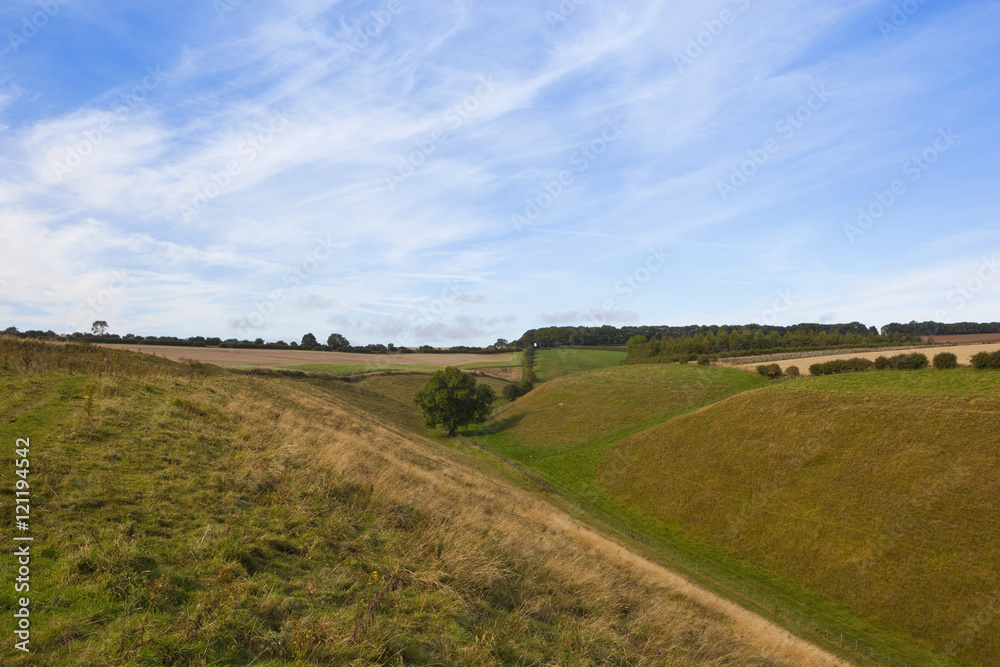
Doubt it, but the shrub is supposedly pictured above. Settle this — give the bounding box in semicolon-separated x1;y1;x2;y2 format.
697;355;711;366
887;353;929;370
809;358;874;376
874;356;890;370
757;364;782;379
971;350;1000;369
502;382;533;402
932;352;958;369
785;365;800;378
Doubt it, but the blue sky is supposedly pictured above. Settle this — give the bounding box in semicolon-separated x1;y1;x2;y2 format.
1;0;998;346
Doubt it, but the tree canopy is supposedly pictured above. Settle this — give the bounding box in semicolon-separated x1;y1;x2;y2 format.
327;333;350;350
413;367;495;437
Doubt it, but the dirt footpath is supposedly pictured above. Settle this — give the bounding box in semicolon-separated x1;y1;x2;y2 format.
732;343;1000;376
96;344;513;368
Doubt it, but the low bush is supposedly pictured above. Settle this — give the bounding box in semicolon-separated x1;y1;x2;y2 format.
874;356;890;370
888;353;929;370
785;365;800;378
971;350;1000;369
809;358;875;376
697;354;711;365
932;352;958;369
757;363;782;379
502;381;534;402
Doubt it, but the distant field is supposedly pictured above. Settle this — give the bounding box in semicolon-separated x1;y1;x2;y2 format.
252;363;447;375
729;342;1000;375
598;368;1000;665
534;348;626;382
96;343;515;369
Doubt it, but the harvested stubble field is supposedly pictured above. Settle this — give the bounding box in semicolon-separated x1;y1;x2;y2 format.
729;342;1000;375
0;338;846;666
96;343;516;369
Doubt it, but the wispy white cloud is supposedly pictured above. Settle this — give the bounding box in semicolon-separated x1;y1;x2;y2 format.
0;0;998;343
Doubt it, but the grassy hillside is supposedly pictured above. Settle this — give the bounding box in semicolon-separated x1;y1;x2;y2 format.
487;364;767;450
534;348;626;382
476;365;768;552
598;369;1000;665
0;338;811;666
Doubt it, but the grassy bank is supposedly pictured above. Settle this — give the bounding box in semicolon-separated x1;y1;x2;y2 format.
533;349;626;382
599;369;1000;665
0;338;807;665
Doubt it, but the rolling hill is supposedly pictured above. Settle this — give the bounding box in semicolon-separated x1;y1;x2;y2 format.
0;338;841;666
597;369;1000;665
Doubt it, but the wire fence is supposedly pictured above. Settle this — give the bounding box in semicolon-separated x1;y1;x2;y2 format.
460;436;921;667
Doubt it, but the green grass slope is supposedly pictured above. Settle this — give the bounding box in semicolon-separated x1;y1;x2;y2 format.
598;369;1000;665
476;365;767;530
534;348;626;382
487;364;767;450
1;339;793;666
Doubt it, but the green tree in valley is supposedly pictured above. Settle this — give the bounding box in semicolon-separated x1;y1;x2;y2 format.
414;367;496;437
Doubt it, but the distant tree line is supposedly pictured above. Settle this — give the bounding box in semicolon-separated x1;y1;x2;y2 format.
609;323;919;363
880;321;1000;336
520;322;895;356
0;326;513;355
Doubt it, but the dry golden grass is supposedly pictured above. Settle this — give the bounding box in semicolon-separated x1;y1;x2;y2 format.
246;378;848;666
